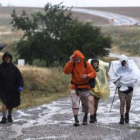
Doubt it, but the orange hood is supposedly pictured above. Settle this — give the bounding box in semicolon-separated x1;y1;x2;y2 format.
73;50;85;60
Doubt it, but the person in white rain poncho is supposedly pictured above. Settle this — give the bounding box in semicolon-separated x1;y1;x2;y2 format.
108;54;139;124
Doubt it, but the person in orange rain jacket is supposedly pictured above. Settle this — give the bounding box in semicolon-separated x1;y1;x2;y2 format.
63;50;96;126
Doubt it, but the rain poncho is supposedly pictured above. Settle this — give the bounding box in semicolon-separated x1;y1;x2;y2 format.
108;54;140;89
0;52;24;109
88;59;110;100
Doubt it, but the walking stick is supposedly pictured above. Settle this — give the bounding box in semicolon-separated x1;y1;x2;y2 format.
109;84;118;113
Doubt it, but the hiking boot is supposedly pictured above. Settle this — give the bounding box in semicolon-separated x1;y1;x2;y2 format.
0;116;7;124
119;116;124;124
93;114;97;122
125;113;129;123
82;116;88;125
7;115;13;123
89;115;94;123
73;121;80;126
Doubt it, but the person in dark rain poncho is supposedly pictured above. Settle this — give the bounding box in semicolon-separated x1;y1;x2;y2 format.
0;52;24;123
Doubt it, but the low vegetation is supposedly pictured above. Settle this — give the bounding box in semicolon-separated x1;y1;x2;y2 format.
102;26;140;55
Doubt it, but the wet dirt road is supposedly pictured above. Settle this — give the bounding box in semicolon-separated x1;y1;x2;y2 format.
0;54;140;140
72;8;140;26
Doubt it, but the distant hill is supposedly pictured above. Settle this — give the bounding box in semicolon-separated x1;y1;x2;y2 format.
0;6;140;28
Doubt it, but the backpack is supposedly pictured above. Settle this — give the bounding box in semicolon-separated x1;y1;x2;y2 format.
73;59;95;88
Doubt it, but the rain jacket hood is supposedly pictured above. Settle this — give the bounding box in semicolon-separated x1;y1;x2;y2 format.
2;52;12;63
108;54;138;88
119;54;129;67
117;54;132;76
73;50;85;60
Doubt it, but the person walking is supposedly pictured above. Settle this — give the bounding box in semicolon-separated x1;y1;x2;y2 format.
0;52;24;123
89;58;110;122
63;50;96;126
109;54;138;124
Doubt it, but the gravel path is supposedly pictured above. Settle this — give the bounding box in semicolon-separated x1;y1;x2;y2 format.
0;54;140;140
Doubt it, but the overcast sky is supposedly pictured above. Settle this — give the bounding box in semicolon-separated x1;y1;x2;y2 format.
0;0;140;7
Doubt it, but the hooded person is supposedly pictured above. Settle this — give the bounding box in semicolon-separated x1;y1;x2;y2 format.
0;52;24;123
87;58;110;122
63;50;96;126
114;54;137;88
108;54;138;124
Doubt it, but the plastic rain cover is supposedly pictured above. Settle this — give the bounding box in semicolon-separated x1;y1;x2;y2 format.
88;59;110;100
108;55;140;88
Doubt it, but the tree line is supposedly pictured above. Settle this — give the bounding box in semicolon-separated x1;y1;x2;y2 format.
11;3;112;66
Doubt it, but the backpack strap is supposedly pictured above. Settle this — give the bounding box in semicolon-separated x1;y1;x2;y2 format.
84;59;87;68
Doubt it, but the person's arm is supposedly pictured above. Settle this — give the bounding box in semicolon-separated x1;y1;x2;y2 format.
15;66;24;88
63;55;74;75
63;61;73;75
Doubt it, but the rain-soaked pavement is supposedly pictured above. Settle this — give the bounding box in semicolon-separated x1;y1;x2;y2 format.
0;55;140;140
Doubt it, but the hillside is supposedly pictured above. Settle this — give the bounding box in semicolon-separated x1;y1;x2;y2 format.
0;7;140;28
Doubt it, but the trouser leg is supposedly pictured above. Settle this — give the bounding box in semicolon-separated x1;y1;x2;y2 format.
71;90;80;126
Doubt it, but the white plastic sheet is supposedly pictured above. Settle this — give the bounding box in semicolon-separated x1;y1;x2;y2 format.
108;59;140;88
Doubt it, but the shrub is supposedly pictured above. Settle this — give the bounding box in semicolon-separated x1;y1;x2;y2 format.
32;59;46;67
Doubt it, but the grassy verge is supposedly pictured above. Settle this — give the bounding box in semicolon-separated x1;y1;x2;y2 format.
102;26;140;55
19;90;70;109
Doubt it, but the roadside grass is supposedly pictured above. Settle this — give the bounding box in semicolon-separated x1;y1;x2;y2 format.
0;26;10;32
102;26;140;55
102;56;118;62
0;33;23;44
19;90;70;109
0;66;71;111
